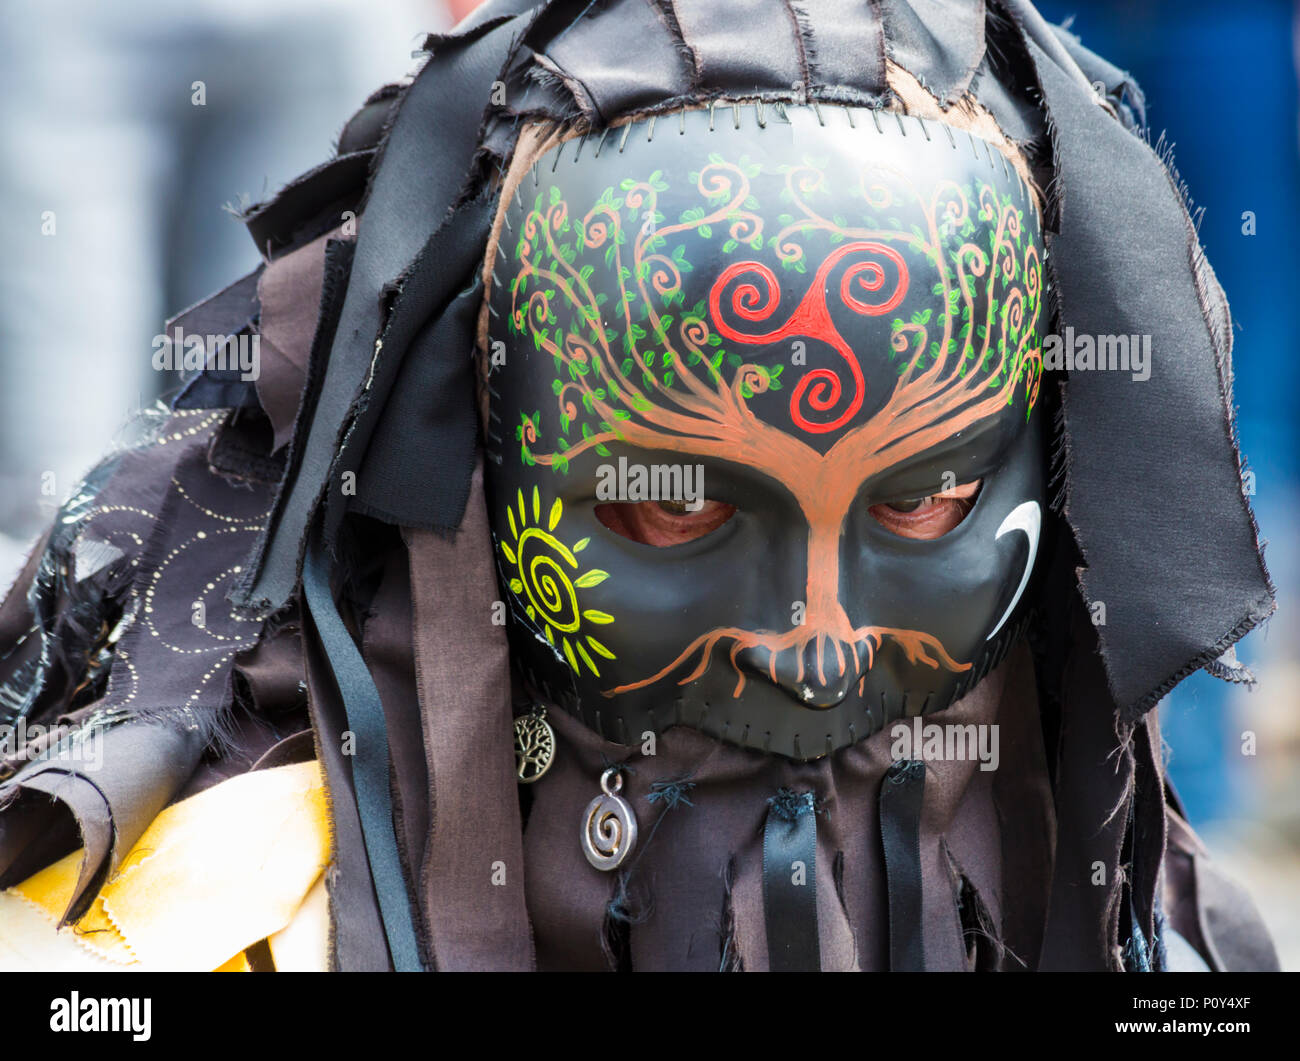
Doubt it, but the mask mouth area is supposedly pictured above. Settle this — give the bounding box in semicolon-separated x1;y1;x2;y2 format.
737;639;860;710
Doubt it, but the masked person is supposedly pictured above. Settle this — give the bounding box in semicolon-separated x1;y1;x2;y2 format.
0;0;1279;972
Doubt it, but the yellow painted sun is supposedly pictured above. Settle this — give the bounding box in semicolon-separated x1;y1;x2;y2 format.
500;486;617;677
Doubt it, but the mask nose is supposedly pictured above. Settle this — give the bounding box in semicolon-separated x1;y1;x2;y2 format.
737;636;857;709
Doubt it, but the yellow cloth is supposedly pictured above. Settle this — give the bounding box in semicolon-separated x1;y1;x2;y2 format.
0;759;331;972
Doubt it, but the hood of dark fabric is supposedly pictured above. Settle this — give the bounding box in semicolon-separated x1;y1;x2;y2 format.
247;0;1271;721
241;0;1270;971
1;0;1268;973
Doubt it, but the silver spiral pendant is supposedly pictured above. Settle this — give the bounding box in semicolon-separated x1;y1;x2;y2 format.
581;767;637;871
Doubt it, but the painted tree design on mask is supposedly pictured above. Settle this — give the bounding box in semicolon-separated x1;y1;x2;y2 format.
500;149;1043;699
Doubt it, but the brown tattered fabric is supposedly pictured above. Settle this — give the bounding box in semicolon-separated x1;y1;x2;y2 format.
521;642;1052;971
254;228;344;455
403;464;535;971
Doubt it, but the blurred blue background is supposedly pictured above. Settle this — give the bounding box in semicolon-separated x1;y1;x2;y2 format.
0;0;1296;966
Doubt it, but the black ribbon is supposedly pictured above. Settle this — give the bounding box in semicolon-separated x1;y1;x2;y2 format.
880;758;926;972
341;214;491;535
762;788;821;972
302;528;423;972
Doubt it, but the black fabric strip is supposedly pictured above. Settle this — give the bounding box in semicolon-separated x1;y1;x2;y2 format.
879;758;926;972
164;271;263;411
338;86;404;156
241;12;533;613
1130;717;1167;958
243;151;374;258
762;788;821;972
877;0;986;105
341;202;494;535
997;0;1094;95
1021;35;1274;714
791;0;887;97
671;0;804;90
543;0;693;122
172;372;261;412
1046;20;1145;125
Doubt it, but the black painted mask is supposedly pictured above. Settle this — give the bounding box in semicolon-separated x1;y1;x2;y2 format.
483;104;1046;760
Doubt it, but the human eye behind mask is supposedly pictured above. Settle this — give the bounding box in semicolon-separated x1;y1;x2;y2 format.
866;479;982;540
596;475;980;546
594;490;737;547
482;103;1047;760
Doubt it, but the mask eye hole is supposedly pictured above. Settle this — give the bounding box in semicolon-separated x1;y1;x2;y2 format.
595;500;736;547
869;480;982;540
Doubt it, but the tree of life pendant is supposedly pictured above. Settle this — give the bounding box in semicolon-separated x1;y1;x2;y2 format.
514;705;555;783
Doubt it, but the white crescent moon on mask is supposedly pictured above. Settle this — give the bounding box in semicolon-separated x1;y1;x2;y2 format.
986;500;1041;641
